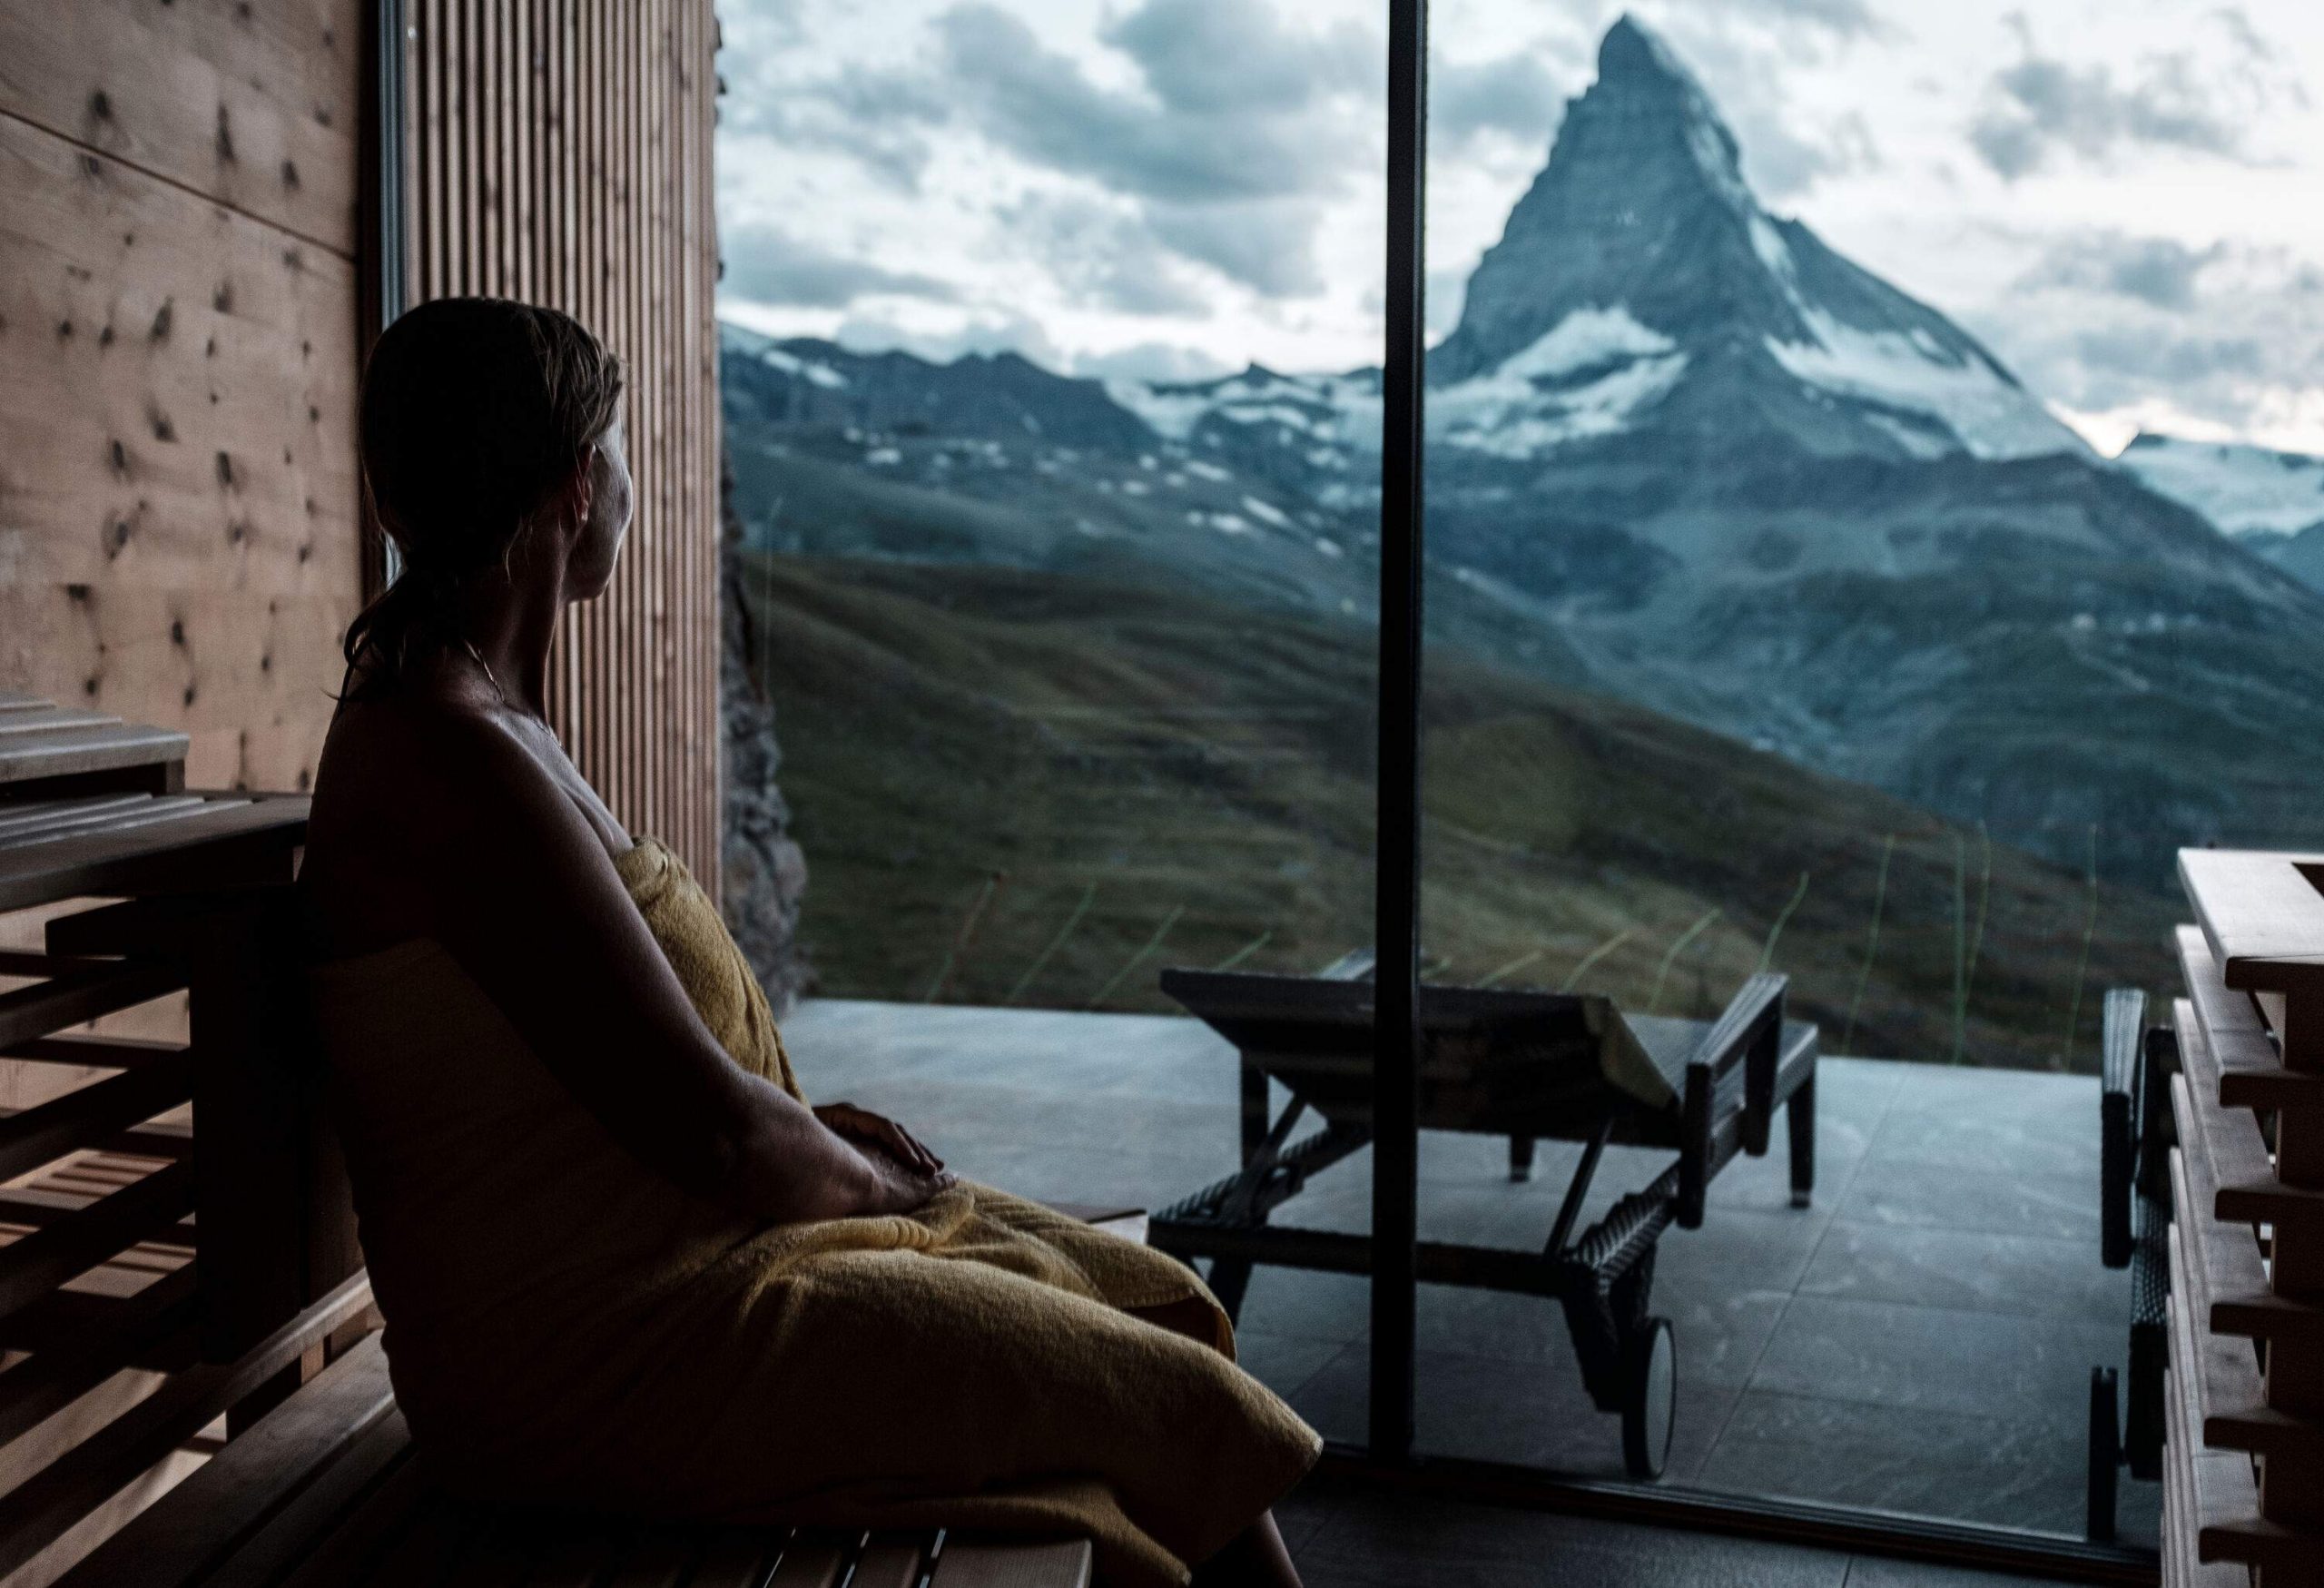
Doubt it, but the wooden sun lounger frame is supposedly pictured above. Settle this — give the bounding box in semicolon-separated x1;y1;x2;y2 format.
1150;957;1817;1479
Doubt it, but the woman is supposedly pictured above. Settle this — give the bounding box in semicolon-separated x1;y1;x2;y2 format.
300;299;1316;1588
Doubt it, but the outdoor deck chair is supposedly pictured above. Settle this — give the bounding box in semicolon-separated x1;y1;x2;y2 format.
1152;952;1817;1479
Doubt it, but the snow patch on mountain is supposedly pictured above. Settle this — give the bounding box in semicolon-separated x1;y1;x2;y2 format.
1501;306;1675;379
1108;307;1688;464
1863;413;1952;460
1433;306;1686;458
1748;215;1796;286
1108;370;1384;452
1764;307;2084;461
2115;433;2324;538
724;323;848;390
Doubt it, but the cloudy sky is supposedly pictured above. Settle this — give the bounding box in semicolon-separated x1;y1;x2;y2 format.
715;0;2324;455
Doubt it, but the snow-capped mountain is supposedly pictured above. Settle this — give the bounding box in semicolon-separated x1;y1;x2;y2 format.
1104;18;2085;473
722;15;2324;883
1429;17;2085;465
2112;432;2324;594
2115;432;2324;538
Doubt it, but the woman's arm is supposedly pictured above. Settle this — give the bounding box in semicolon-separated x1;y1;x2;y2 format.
379;709;947;1223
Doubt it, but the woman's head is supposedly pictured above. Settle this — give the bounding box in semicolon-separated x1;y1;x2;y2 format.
344;298;629;695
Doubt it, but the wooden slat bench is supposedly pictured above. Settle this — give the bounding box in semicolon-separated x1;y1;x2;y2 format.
2154;853;2324;1587
0;706;323;1583
53;1334;1098;1588
49;1217;1132;1588
3;709;1107;1585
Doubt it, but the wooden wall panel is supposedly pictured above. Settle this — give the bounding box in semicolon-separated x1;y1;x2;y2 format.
0;0;359;252
402;0;723;891
0;2;363;794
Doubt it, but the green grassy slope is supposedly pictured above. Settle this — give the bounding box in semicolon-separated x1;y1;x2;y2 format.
740;551;2176;1070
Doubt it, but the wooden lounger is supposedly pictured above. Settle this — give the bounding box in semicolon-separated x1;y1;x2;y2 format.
1154;954;1817;1481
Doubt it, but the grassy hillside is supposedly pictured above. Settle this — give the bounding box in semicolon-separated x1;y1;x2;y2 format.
739;550;2176;1070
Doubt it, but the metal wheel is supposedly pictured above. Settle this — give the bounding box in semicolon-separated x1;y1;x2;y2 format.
1621;1316;1677;1480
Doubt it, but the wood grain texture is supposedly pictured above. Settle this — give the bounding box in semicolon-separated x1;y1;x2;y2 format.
0;0;359;253
2181;848;2324;1006
402;0;723;890
45;1331;396;1588
0;8;364;799
931;1539;1095;1588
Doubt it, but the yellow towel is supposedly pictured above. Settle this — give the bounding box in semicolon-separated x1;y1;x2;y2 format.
309;837;1318;1586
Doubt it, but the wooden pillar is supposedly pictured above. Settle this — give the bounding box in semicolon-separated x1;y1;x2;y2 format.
394;0;724;893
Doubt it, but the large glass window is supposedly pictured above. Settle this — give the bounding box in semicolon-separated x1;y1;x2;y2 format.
715;0;1384;1414
721;0;2324;1553
1403;0;2324;1544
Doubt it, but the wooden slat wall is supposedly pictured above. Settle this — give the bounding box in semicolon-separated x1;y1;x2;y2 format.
402;0;723;889
0;0;365;794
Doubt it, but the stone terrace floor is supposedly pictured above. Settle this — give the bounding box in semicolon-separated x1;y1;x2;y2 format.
783;999;2162;1549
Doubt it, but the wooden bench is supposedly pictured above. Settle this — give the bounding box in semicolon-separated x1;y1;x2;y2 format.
0;699;343;1584
2154;851;2324;1587
1;702;1107;1587
52;1336;1097;1588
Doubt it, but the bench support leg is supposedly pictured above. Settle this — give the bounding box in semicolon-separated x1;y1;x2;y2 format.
1786;1075;1816;1209
1509;1134;1535;1183
227;1342;324;1437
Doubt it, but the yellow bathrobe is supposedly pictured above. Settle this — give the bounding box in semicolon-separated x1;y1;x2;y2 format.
308;838;1319;1587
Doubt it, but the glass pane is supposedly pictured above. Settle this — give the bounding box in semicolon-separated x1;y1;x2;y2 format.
715;0;1384;1430
1413;1;2320;1537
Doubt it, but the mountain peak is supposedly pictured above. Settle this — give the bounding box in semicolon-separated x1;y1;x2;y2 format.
1592;15;1751;206
1427;18;1775;387
1596;16;1719;116
1597;14;1672;78
1426;18;2085;464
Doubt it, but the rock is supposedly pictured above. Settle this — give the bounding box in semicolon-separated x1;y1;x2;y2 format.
719;451;811;1012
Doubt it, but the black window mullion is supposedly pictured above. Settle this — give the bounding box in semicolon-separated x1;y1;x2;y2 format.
1368;0;1428;1465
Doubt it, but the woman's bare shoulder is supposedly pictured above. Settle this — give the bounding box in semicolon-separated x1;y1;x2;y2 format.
316;691;553;827
304;691;573;952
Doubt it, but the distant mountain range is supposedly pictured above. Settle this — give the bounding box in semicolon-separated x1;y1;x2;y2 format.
2117;431;2324;590
723;15;2324;888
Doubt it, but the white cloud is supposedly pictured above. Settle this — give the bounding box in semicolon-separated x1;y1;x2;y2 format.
714;0;2324;447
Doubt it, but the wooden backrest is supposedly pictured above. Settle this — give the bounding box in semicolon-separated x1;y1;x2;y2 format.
0;720;358;1582
47;893;361;1365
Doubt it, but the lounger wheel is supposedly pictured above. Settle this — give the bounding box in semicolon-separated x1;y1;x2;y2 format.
1621;1317;1677;1480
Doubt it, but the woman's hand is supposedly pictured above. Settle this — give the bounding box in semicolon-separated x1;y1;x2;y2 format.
815;1102;944;1176
852;1140;957;1215
812;1102;953;1215
716;1090;952;1222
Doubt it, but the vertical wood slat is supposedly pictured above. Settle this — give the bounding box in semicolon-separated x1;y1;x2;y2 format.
399;0;722;891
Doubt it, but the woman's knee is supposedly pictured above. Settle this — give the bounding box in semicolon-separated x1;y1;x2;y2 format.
1128;1295;1228;1353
